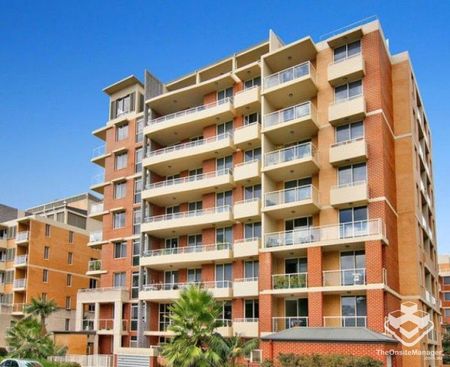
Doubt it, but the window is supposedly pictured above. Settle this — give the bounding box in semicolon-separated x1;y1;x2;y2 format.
135;148;143;173
6;248;15;261
335;80;362;102
244;112;259;125
216;227;232;245
245;299;259;319
187;269;202;283
445;309;450;317
113;211;126;229
244;260;259;280
68;231;74;243
216;191;232;208
131;272;139;299
116;123;129;141
444;277;450;285
338;163;367;186
89;278;97;289
341;296;367;327
65;296;72;310
114;181;127;199
244;184;261;201
165;238;178;249
67;252;73;265
188;201;202;213
215;263;232;288
244;76;261;89
339;206;368;224
132;239;140;266
5;271;13;284
217;87;233;102
136;118;144;143
133;208;141;235
333;40;361;62
339;206;368;238
43;269;49;283
113;272;126;287
217;121;233;135
188;168;202;179
114;241;127;259
115;94;132;116
219;301;232;321
131;304;138;331
44;246;50;260
166;206;180;217
244;222;261;239
45;224;51;237
216;155;233;173
340;251;366;285
244;148;261;162
67;274;72;286
65;319;70;331
336;121;364;143
115;152;128;170
134;178;142;203
187;234;202;248
445;293;450;301
159;304;171;331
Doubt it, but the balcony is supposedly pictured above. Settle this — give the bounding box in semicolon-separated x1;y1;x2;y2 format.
90;173;108;194
234;86;261;113
262;101;318;145
234;160;260;183
233;238;260;258
145;98;235;145
16;231;29;245
323;316;367;327
140;243;233;270
143;169;234;207
234;198;261;221
140;281;233;302
88;230;107;248
14;254;28;268
233;278;259;297
233;318;259;337
13;278;26;291
272;317;308;332
263;185;320;219
143;133;235;176
263;62;317;107
11;303;25;315
0;235;7;248
86;260;107;276
322;268;366;288
216;319;233;337
89;203;107;219
271;273;308;295
234;122;261;149
78;287;129;303
328;95;366;126
91;145;109;167
328;54;365;86
330;181;369;208
0;260;5;271
97;319;128;335
329;138;368;166
262;142;319;180
263;219;387;253
142;206;234;237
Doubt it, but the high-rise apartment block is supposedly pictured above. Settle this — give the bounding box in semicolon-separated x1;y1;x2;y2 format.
78;19;440;366
0;194;102;349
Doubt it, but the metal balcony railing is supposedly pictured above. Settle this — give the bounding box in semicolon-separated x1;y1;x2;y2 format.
264;101;313;129
264;61;314;90
265;185;317;207
322;268;366;287
272;316;308;332
323;316;367;327
143;206;232;224
92;145;106;158
264;142;316;167
145;169;232;190
89;231;103;243
272;273;308;289
13;278;26;288
143;242;231;257
16;231;29;242
14;255;28;266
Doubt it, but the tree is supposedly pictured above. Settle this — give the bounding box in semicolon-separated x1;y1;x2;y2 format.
24;296;58;336
6;317;66;359
443;332;450;364
160;285;227;367
220;335;259;367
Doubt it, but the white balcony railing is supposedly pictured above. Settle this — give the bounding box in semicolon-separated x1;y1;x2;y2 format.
331;180;367;190
265;185;317;207
143;206;232;224
89;203;104;215
330;136;365;149
148;97;234;126
264;219;385;249
332;92;363;105
89;230;103;243
146;132;232;158
264;101;313;128
272;316;308;332
143;243;231;257
92;145;106;158
143;280;232;292
264;142;316;167
272;273;307;289
16;231;29;242
78;286;127;293
145;169;232;190
14;278;26;288
323;316;367;327
322;268;366;287
264;61;314;90
14;255;28;266
88;260;102;272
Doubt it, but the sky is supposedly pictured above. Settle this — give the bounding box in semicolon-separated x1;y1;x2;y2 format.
0;0;449;250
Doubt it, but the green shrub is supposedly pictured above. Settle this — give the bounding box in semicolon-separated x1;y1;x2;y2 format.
277;353;383;367
0;347;7;356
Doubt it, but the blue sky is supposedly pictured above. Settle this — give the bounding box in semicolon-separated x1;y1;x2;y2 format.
0;1;449;251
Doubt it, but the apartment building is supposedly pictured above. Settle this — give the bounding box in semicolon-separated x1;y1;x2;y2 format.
79;19;440;367
0;193;102;349
438;255;450;337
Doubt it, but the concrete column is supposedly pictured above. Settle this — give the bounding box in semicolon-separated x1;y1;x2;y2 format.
113;301;122;352
94;302;100;329
75;301;84;331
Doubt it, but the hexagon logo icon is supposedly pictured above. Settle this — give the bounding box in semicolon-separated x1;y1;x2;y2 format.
384;302;434;347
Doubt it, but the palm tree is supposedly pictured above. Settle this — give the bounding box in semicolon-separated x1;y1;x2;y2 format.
221;336;259;367
24;296;58;336
160;285;226;367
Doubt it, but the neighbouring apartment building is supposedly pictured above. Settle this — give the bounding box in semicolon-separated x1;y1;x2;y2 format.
438;255;450;337
0;193;102;350
77;19;440;367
